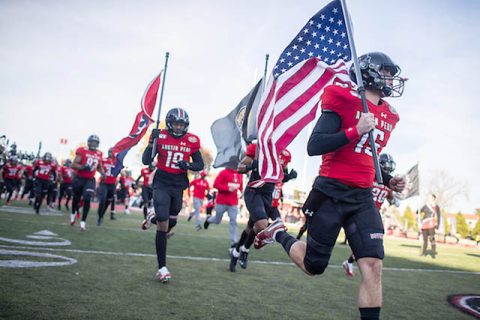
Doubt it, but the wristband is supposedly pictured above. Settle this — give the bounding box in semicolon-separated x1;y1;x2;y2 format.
345;126;360;141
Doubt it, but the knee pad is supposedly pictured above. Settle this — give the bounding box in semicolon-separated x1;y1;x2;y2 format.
304;235;332;275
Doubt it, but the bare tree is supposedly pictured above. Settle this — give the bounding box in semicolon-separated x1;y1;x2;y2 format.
423;169;469;211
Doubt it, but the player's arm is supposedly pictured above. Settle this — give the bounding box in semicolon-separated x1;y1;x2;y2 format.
282;166;298;182
213;171;229;192
237;155;255;174
177;151;204;171
96;160;104;176
142;129;160;165
307;110;374;156
71;155;84;170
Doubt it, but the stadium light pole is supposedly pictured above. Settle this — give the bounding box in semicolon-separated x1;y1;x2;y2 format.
340;0;383;184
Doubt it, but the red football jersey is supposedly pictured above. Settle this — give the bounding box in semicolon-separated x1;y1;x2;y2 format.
155;129;201;174
120;176;135;189
34;159;57;181
139;167;154;188
102;157;117;185
189;178;210;199
371;182;393;209
3;163;22;180
271;181;283;208
24;164;34;178
60;166;74;184
319;84;400;188
75;147;103;179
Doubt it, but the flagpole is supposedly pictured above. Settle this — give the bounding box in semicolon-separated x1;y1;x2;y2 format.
339;0;383;184
263;54;269;83
151;52;170;158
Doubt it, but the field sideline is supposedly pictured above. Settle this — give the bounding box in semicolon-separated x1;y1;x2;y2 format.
1;202;479;320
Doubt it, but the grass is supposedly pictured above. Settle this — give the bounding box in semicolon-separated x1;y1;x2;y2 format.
0;200;479;320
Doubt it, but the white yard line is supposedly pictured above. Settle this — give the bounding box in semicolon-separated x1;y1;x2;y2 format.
0;244;479;275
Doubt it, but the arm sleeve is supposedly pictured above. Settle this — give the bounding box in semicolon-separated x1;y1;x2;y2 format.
142;146;156;165
189;150;204;171
307;111;358;156
381;170;393;188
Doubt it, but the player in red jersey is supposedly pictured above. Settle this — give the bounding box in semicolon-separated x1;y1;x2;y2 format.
229;147;296;272
32;152;58;214
141;108;204;283
21;161;35;204
58;159;74;211
97;149;118;225
342;153;399;277
1;156;23;205
187;170;210;230
136;163;156;219
70;135;104;230
254;52;407;320
118;170;135;214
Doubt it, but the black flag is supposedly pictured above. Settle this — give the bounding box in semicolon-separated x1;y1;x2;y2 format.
398;163;419;199
211;80;263;168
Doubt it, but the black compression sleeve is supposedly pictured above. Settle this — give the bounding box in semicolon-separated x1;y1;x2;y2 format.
381;170;392;187
307;111;350;156
189;150;204;171
142;146;155;165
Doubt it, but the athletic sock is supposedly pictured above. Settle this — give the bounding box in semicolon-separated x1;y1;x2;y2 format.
236;230;248;251
156;230;167;268
359;307;381;320
244;229;256;250
275;231;298;254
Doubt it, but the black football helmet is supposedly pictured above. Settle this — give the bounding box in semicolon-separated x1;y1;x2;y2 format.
64;159;72;167
350;52;405;97
9;155;18;164
166;108;189;138
43;152;53;162
379;153;396;174
87;135;100;150
108;149;115;159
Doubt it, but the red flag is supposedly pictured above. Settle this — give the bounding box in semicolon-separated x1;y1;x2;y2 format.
110;72;162;175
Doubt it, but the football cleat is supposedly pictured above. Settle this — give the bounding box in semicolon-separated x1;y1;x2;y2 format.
141;210;156;230
156;267;171;283
195;225;202;231
80;221;86;231
229;249;239;272
239;250;249;269
70;213;76;226
254;218;287;249
187;214;193;222
166;231;175;239
342;260;354;277
203;218;210;230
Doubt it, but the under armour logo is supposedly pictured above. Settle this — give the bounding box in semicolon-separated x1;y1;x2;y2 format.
381;113;387;118
304;209;314;217
180;142;186;146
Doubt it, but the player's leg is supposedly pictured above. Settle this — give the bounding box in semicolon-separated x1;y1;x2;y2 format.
57;183;64;210
97;183;107;226
204;204;226;229
5;179;14;204
226;205;239;246
193;197;202;230
296;221;308;240
107;184;116;220
149;186;174;282
346;200;384;320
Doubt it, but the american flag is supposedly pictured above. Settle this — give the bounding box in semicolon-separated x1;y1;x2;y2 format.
252;0;353;187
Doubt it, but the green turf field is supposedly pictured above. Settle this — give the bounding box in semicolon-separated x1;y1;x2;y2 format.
1;202;479;320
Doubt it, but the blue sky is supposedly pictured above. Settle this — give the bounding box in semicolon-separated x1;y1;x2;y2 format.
1;0;479;212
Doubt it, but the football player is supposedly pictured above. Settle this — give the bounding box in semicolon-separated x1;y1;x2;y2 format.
97;149;118;225
141;107;204;283
21;160;35;204
187;171;210;230
342;153;399;277
70;135;104;230
1;156;23;205
33;152;57;214
254;52;407;320
118;170;135;214
58;159;74;211
230;148;297;272
136;163;156;219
